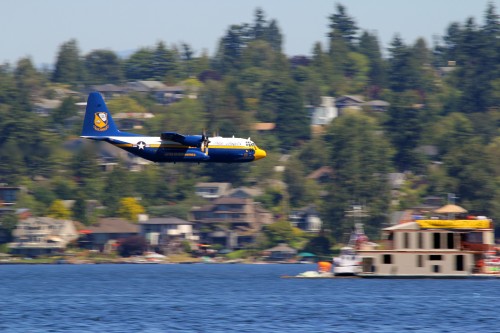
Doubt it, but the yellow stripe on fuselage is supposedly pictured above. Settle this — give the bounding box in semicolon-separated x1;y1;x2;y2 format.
113;143;249;150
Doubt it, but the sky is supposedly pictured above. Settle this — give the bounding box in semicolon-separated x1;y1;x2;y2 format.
2;0;499;66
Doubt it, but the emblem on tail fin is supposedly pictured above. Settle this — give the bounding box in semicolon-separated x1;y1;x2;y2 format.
93;112;109;131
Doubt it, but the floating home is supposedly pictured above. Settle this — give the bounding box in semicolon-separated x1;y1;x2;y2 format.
358;218;497;278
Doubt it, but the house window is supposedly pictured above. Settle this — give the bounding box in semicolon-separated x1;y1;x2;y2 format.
433;233;441;249
383;254;392;264
417;255;423;267
455;255;464;271
432;265;440;273
429;255;442;261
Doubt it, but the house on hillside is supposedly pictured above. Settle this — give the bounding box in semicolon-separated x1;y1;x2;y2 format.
113;112;155;131
0;186;21;206
194;182;232;200
310;96;338;126
125;81;188;104
336;95;365;114
289;205;322;233
89;84;125;100
363;100;390;112
33;99;62;117
226;187;263;199
191;197;273;249
252;122;276;135
140;217;198;254
86;218;139;252
9;217;79;256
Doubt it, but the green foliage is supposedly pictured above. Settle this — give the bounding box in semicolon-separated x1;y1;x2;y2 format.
302;236;333;258
322;113;394;239
107;96;147;115
0;214;18;243
84;50;123;84
52;39;84;84
262;220;306;248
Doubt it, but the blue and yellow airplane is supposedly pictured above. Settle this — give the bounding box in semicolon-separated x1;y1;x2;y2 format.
81;92;266;163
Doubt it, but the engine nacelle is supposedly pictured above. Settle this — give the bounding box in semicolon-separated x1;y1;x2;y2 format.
180;135;203;147
161;132;203;147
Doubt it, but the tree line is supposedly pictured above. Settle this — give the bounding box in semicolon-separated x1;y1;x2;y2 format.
0;3;499;243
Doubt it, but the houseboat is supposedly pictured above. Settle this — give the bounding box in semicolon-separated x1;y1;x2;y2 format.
357;206;499;278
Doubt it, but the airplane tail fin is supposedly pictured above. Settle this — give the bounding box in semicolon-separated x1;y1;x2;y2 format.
81;92;121;138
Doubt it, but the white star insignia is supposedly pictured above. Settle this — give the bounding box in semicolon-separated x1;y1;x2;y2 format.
137;141;146;150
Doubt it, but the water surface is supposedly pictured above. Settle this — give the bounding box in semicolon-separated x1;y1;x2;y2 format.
0;264;498;332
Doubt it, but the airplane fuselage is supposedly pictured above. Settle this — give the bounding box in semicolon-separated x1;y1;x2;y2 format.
98;135;265;163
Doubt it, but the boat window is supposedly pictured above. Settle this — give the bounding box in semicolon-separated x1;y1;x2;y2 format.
383;254;392;264
447;233;455;249
433;232;441;249
403;232;410;249
417;233;424;249
417;255;423;267
455;255;464;271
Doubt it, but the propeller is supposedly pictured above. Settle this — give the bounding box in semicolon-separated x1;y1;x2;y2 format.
201;129;210;154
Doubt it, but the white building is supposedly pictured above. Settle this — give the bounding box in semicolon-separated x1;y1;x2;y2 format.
9;217;79;256
310;96;338;126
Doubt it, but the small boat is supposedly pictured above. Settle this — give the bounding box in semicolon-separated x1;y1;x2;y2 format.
332;222;370;276
333;246;361;276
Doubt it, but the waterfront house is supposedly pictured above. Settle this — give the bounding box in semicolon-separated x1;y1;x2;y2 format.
86;218;139;252
191;197;273;249
9;217;79;257
139;217;198;254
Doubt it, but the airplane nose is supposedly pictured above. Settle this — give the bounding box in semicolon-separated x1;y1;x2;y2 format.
254;148;267;160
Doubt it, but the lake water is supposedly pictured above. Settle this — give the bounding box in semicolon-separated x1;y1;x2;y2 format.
0;263;498;333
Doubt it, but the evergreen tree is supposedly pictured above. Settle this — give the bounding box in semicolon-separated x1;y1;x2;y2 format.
328;3;359;48
214;24;251;75
153;41;177;81
385;92;426;172
52;39;83;84
260;78;308;148
358;31;386;97
323;114;393;240
387;35;415;93
84;49;123;84
124;47;155;80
